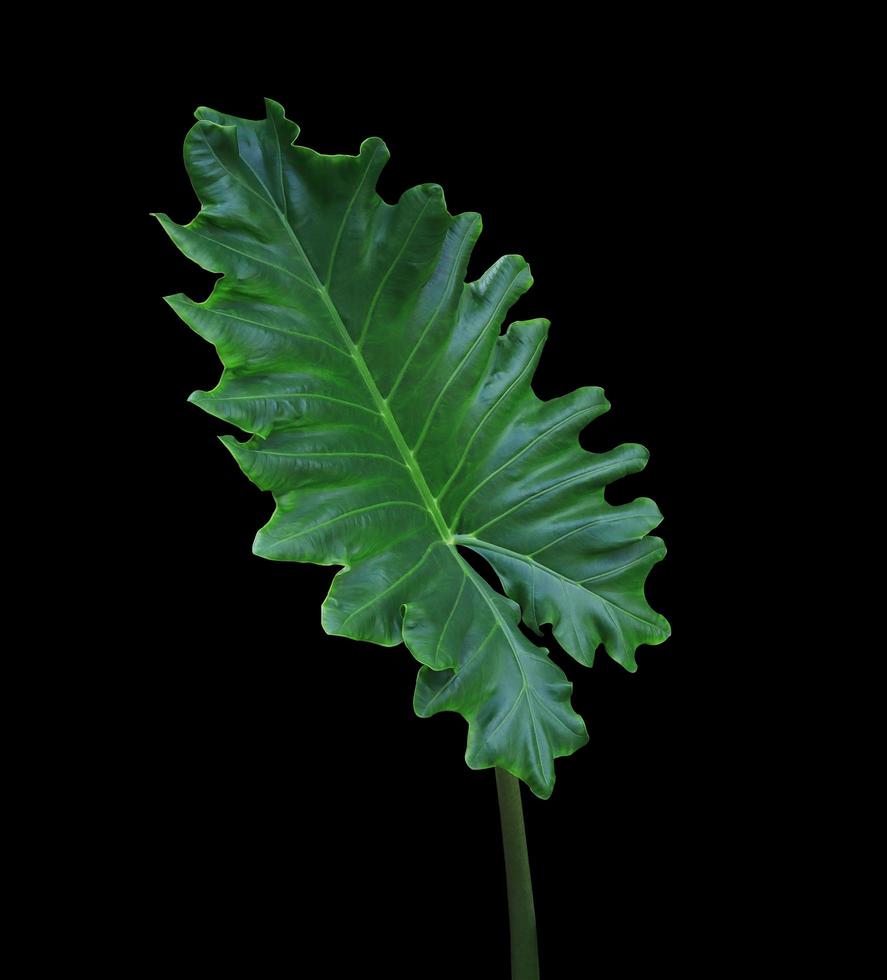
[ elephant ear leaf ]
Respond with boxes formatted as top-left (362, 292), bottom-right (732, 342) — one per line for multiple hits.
top-left (156, 98), bottom-right (670, 799)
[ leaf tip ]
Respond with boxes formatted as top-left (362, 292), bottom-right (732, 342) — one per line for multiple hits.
top-left (419, 181), bottom-right (447, 209)
top-left (263, 96), bottom-right (301, 142)
top-left (359, 135), bottom-right (390, 159)
top-left (620, 442), bottom-right (651, 471)
top-left (163, 292), bottom-right (189, 311)
top-left (217, 433), bottom-right (245, 461)
top-left (506, 255), bottom-right (535, 297)
top-left (588, 386), bottom-right (611, 414)
top-left (251, 527), bottom-right (279, 561)
top-left (319, 601), bottom-right (338, 637)
top-left (641, 498), bottom-right (665, 530)
top-left (151, 212), bottom-right (180, 238)
top-left (193, 105), bottom-right (228, 123)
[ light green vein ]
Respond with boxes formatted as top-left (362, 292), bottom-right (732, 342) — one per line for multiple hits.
top-left (264, 500), bottom-right (428, 552)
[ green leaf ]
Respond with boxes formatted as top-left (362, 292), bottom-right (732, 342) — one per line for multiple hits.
top-left (156, 98), bottom-right (670, 799)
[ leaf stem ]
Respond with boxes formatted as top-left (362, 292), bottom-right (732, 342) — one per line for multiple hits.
top-left (495, 768), bottom-right (540, 979)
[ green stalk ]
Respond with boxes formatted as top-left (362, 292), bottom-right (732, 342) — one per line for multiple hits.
top-left (495, 768), bottom-right (540, 979)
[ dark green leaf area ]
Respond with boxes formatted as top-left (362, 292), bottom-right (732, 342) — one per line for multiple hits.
top-left (157, 99), bottom-right (669, 798)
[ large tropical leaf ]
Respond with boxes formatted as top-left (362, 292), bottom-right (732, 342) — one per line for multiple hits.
top-left (155, 98), bottom-right (670, 799)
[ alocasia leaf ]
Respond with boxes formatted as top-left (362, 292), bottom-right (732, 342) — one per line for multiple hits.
top-left (156, 98), bottom-right (670, 799)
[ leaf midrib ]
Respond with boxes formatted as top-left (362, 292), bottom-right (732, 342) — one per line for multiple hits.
top-left (309, 246), bottom-right (455, 542)
top-left (214, 133), bottom-right (454, 545)
top-left (243, 136), bottom-right (549, 737)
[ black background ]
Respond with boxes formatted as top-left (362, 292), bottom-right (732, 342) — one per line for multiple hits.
top-left (104, 60), bottom-right (766, 977)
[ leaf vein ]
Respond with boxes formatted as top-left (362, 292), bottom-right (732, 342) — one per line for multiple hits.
top-left (325, 143), bottom-right (382, 286)
top-left (238, 449), bottom-right (407, 468)
top-left (433, 575), bottom-right (468, 664)
top-left (436, 336), bottom-right (545, 511)
top-left (191, 305), bottom-right (350, 356)
top-left (264, 500), bottom-right (427, 551)
top-left (357, 196), bottom-right (434, 350)
top-left (422, 622), bottom-right (497, 711)
top-left (385, 219), bottom-right (478, 401)
top-left (458, 536), bottom-right (665, 631)
top-left (203, 391), bottom-right (380, 416)
top-left (446, 403), bottom-right (598, 522)
top-left (468, 459), bottom-right (630, 536)
top-left (529, 512), bottom-right (646, 557)
top-left (411, 267), bottom-right (524, 454)
top-left (340, 541), bottom-right (441, 627)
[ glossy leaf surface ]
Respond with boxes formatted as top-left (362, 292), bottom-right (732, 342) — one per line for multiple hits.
top-left (156, 99), bottom-right (670, 798)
